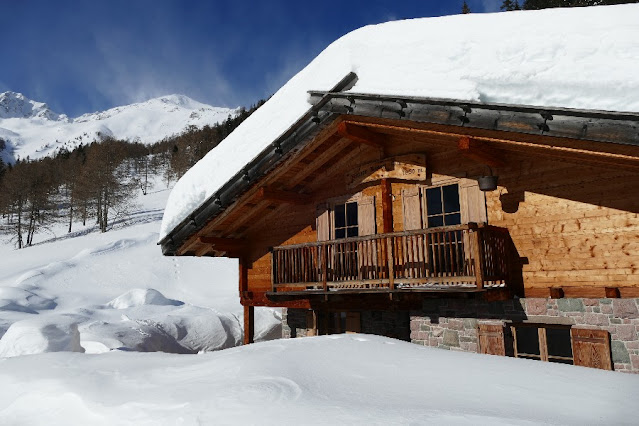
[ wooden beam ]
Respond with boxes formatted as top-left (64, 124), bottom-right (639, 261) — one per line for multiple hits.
top-left (243, 305), bottom-right (254, 345)
top-left (286, 136), bottom-right (352, 187)
top-left (458, 136), bottom-right (505, 168)
top-left (198, 236), bottom-right (245, 252)
top-left (352, 119), bottom-right (639, 171)
top-left (380, 178), bottom-right (393, 233)
top-left (256, 187), bottom-right (311, 205)
top-left (337, 122), bottom-right (386, 150)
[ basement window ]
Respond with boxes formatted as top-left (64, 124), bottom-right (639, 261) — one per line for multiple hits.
top-left (512, 324), bottom-right (573, 365)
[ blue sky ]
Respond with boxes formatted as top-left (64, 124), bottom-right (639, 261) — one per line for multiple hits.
top-left (0, 0), bottom-right (501, 116)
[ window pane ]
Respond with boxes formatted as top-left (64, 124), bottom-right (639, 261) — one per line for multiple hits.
top-left (334, 204), bottom-right (345, 228)
top-left (444, 213), bottom-right (461, 226)
top-left (428, 216), bottom-right (444, 228)
top-left (516, 327), bottom-right (540, 356)
top-left (426, 187), bottom-right (442, 215)
top-left (546, 328), bottom-right (572, 358)
top-left (549, 358), bottom-right (573, 365)
top-left (347, 227), bottom-right (358, 237)
top-left (442, 184), bottom-right (460, 213)
top-left (335, 228), bottom-right (345, 239)
top-left (346, 202), bottom-right (358, 226)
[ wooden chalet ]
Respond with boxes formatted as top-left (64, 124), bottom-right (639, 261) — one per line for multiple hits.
top-left (160, 72), bottom-right (639, 372)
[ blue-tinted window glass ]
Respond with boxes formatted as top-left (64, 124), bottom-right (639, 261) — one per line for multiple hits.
top-left (442, 184), bottom-right (460, 213)
top-left (428, 216), bottom-right (444, 228)
top-left (335, 228), bottom-right (346, 239)
top-left (426, 187), bottom-right (442, 215)
top-left (334, 204), bottom-right (345, 228)
top-left (346, 202), bottom-right (358, 226)
top-left (347, 227), bottom-right (358, 237)
top-left (444, 213), bottom-right (461, 226)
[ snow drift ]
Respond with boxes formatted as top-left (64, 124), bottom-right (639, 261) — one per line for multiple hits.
top-left (159, 4), bottom-right (639, 242)
top-left (0, 335), bottom-right (637, 425)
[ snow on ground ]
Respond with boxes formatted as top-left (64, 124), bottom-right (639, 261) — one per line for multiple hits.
top-left (160, 4), bottom-right (639, 241)
top-left (0, 176), bottom-right (281, 357)
top-left (0, 334), bottom-right (637, 425)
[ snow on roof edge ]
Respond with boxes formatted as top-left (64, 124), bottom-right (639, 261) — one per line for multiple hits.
top-left (159, 4), bottom-right (639, 243)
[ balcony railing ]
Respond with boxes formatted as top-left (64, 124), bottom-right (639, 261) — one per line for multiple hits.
top-left (271, 223), bottom-right (511, 293)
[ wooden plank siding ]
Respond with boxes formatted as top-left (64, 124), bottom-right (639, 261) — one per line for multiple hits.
top-left (177, 114), bottom-right (638, 305)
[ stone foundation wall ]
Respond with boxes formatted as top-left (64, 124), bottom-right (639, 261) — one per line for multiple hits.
top-left (409, 298), bottom-right (639, 373)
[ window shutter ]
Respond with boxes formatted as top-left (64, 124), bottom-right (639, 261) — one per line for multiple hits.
top-left (571, 328), bottom-right (612, 370)
top-left (478, 323), bottom-right (506, 356)
top-left (459, 179), bottom-right (487, 224)
top-left (316, 203), bottom-right (330, 241)
top-left (358, 196), bottom-right (376, 236)
top-left (402, 187), bottom-right (423, 230)
top-left (345, 312), bottom-right (361, 334)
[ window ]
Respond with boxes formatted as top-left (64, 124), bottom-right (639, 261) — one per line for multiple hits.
top-left (425, 184), bottom-right (461, 227)
top-left (334, 201), bottom-right (358, 239)
top-left (512, 324), bottom-right (574, 365)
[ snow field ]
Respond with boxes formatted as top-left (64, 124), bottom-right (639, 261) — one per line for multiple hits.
top-left (0, 177), bottom-right (281, 357)
top-left (0, 334), bottom-right (637, 425)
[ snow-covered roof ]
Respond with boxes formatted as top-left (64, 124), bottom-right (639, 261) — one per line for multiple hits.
top-left (159, 4), bottom-right (639, 243)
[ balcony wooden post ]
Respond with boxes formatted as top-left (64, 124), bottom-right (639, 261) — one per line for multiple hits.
top-left (322, 244), bottom-right (328, 292)
top-left (243, 305), bottom-right (254, 345)
top-left (386, 237), bottom-right (395, 290)
top-left (471, 228), bottom-right (485, 289)
top-left (270, 249), bottom-right (276, 293)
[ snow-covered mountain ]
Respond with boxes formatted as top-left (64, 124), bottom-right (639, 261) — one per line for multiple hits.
top-left (0, 91), bottom-right (238, 163)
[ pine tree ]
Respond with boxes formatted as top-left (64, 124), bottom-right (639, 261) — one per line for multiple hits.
top-left (461, 0), bottom-right (471, 13)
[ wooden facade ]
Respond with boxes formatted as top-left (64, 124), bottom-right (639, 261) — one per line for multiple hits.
top-left (164, 106), bottom-right (639, 372)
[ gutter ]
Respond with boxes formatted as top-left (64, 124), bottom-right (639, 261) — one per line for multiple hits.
top-left (307, 91), bottom-right (639, 147)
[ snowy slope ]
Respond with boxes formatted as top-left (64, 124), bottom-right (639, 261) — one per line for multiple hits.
top-left (160, 4), bottom-right (639, 241)
top-left (0, 91), bottom-right (238, 162)
top-left (0, 176), bottom-right (281, 356)
top-left (0, 334), bottom-right (637, 425)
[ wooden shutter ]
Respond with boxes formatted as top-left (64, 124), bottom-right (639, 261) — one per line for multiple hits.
top-left (571, 328), bottom-right (612, 370)
top-left (345, 312), bottom-right (361, 334)
top-left (358, 196), bottom-right (376, 236)
top-left (478, 323), bottom-right (506, 356)
top-left (316, 203), bottom-right (330, 241)
top-left (402, 187), bottom-right (423, 230)
top-left (459, 179), bottom-right (487, 224)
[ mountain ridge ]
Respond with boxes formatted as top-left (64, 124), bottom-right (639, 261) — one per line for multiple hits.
top-left (0, 91), bottom-right (238, 163)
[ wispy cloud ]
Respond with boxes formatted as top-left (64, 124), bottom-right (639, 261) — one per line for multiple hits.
top-left (479, 0), bottom-right (503, 12)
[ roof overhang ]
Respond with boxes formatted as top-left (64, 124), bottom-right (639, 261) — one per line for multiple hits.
top-left (160, 82), bottom-right (639, 256)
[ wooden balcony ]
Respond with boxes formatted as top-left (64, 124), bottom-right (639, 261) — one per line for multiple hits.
top-left (270, 224), bottom-right (512, 295)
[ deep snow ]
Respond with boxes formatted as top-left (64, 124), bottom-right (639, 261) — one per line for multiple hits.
top-left (0, 177), bottom-right (281, 356)
top-left (0, 334), bottom-right (637, 425)
top-left (159, 4), bottom-right (639, 242)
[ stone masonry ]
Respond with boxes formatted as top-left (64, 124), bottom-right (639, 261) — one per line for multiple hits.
top-left (410, 297), bottom-right (639, 373)
top-left (282, 298), bottom-right (639, 373)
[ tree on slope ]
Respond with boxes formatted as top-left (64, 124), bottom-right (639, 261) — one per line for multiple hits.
top-left (501, 0), bottom-right (522, 10)
top-left (523, 0), bottom-right (638, 9)
top-left (462, 1), bottom-right (472, 13)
